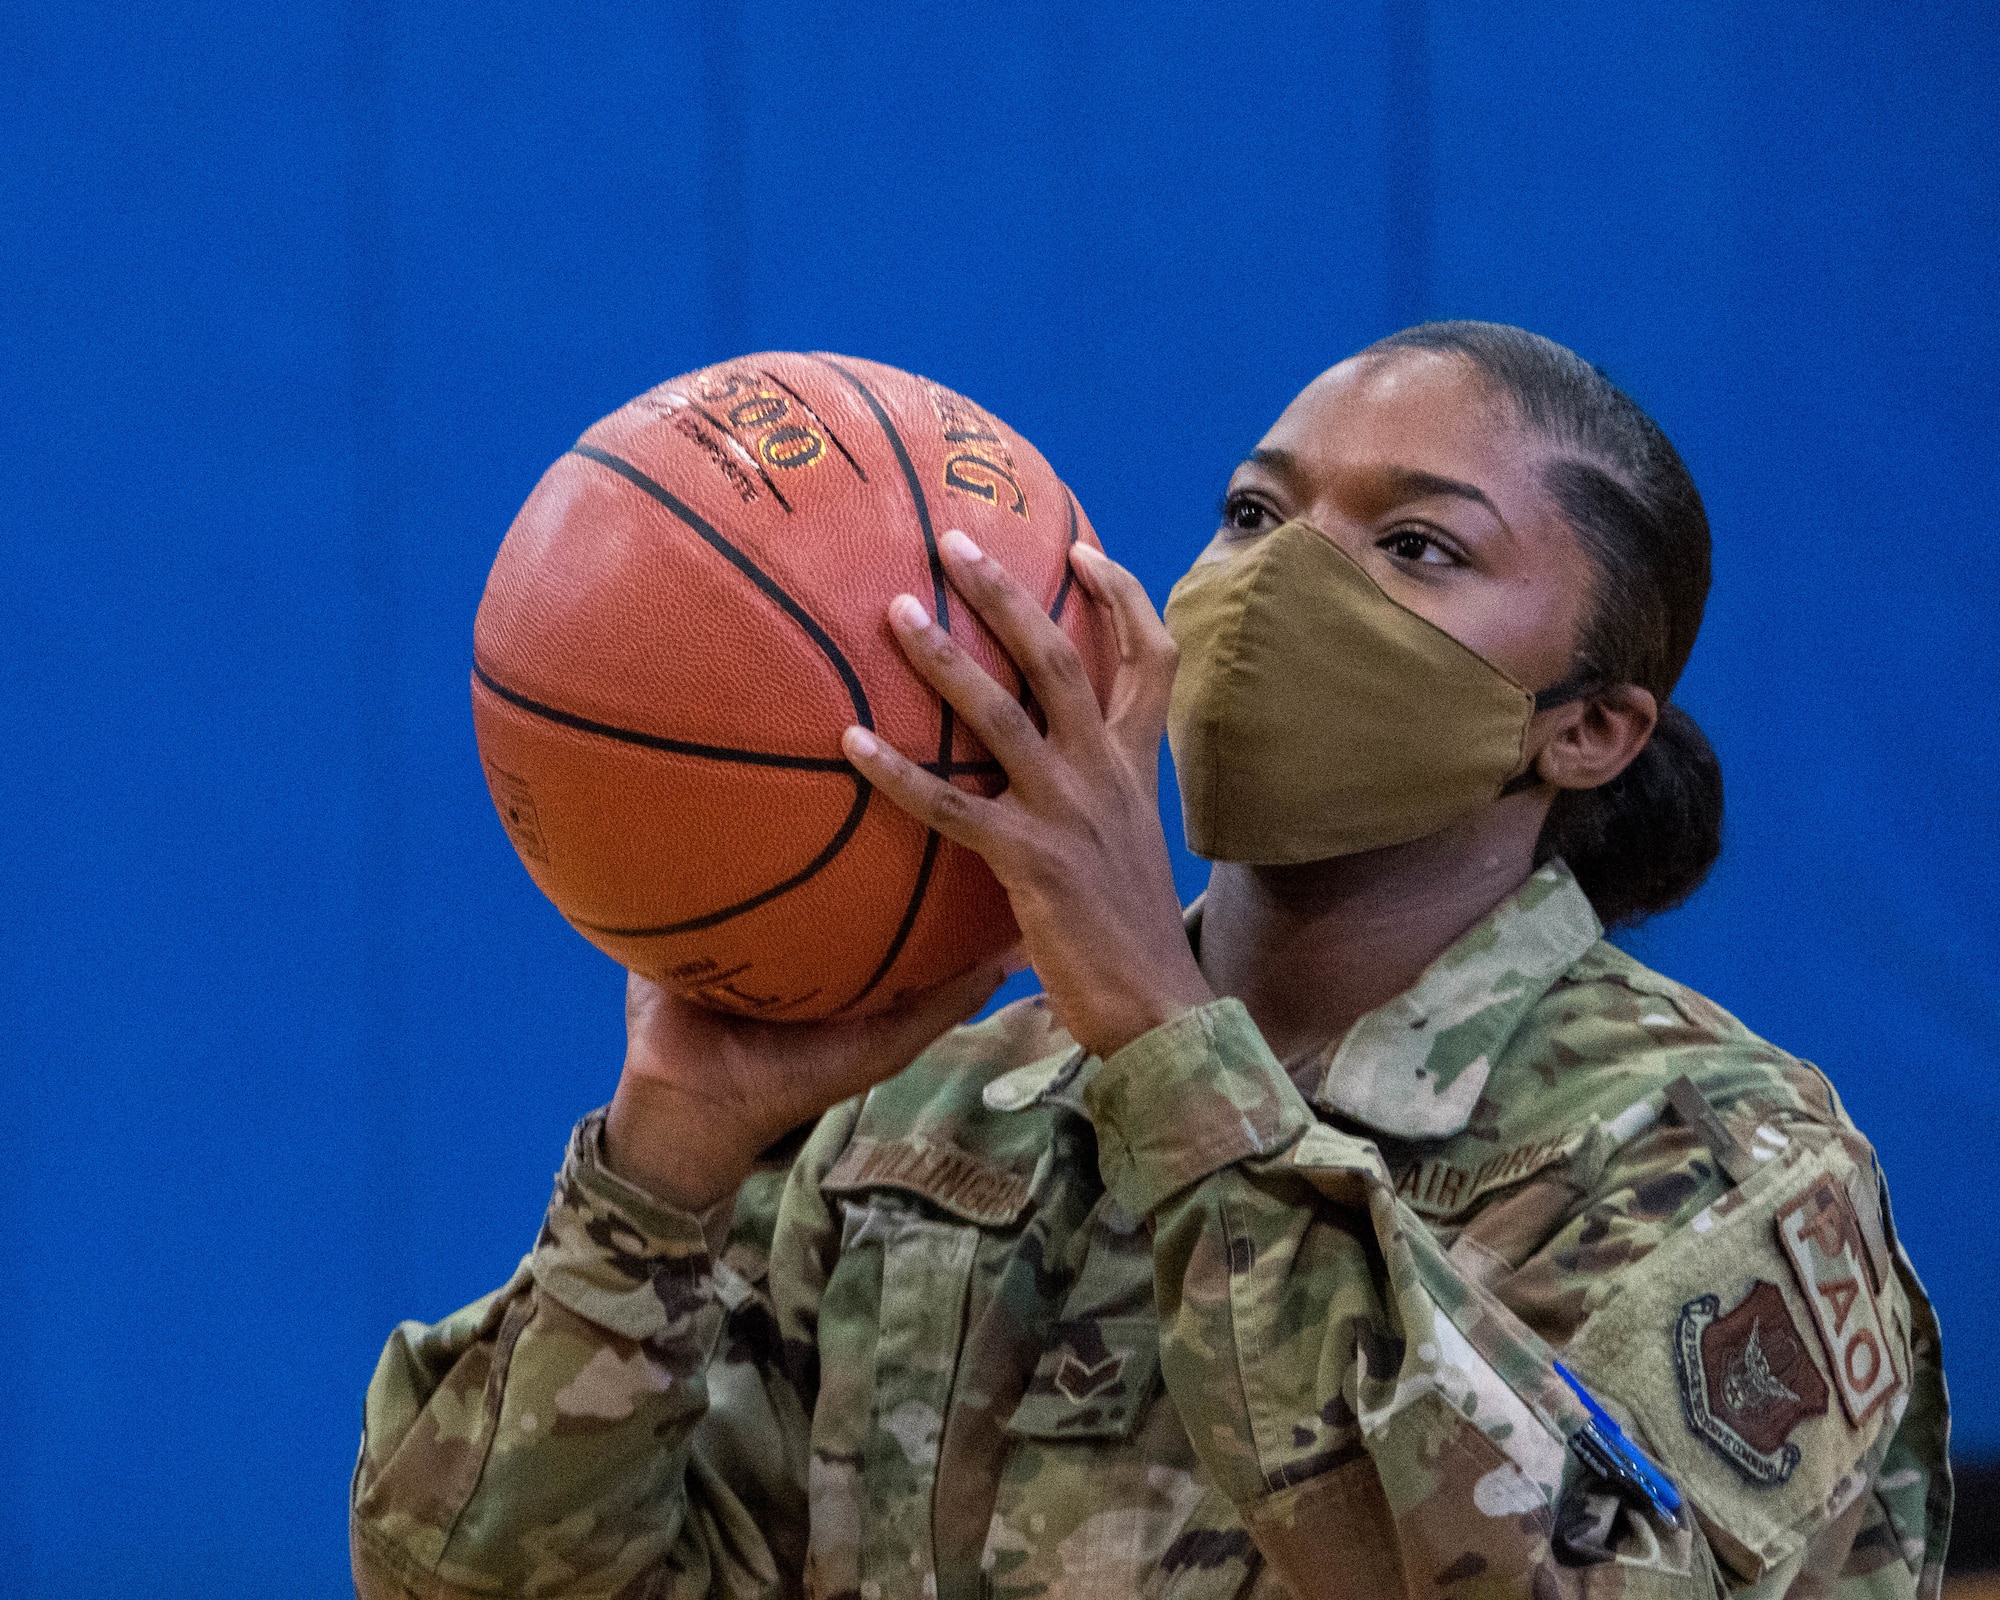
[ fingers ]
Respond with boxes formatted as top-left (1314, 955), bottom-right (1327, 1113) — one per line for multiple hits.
top-left (858, 535), bottom-right (1172, 849)
top-left (936, 529), bottom-right (1105, 747)
top-left (1066, 542), bottom-right (1179, 764)
top-left (773, 956), bottom-right (1006, 1114)
top-left (882, 589), bottom-right (1048, 779)
top-left (842, 723), bottom-right (1011, 854)
top-left (623, 967), bottom-right (710, 1077)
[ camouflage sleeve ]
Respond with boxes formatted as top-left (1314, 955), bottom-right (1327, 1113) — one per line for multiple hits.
top-left (1553, 1103), bottom-right (1935, 1600)
top-left (350, 1106), bottom-right (846, 1599)
top-left (1426, 1071), bottom-right (1947, 1600)
top-left (1081, 999), bottom-right (1696, 1600)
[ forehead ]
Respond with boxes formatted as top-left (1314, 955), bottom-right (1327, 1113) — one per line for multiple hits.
top-left (1257, 350), bottom-right (1544, 506)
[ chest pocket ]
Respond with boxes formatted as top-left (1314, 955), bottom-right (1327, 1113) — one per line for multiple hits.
top-left (813, 1134), bottom-right (1036, 1598)
top-left (841, 1194), bottom-right (981, 1461)
top-left (1004, 1193), bottom-right (1162, 1442)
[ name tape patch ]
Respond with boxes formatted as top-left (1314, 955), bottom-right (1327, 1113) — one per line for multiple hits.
top-left (1395, 1133), bottom-right (1577, 1217)
top-left (822, 1135), bottom-right (1032, 1228)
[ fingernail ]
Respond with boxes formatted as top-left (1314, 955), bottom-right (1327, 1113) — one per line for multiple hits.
top-left (843, 726), bottom-right (879, 759)
top-left (941, 529), bottom-right (982, 563)
top-left (890, 594), bottom-right (930, 630)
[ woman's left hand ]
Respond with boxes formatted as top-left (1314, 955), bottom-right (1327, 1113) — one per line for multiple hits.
top-left (841, 529), bottom-right (1214, 1059)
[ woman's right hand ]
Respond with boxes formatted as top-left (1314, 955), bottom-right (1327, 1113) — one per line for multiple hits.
top-left (603, 959), bottom-right (1013, 1210)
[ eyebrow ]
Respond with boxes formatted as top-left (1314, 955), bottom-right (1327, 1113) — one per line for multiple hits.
top-left (1241, 451), bottom-right (1496, 511)
top-left (1242, 446), bottom-right (1305, 484)
top-left (1238, 451), bottom-right (1506, 525)
top-left (1376, 466), bottom-right (1503, 518)
top-left (1232, 454), bottom-right (1512, 548)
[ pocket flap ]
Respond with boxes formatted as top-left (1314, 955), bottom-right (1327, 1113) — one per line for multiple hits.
top-left (1003, 1312), bottom-right (1160, 1441)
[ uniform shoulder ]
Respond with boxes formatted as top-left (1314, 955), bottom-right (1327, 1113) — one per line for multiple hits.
top-left (1506, 938), bottom-right (1846, 1130)
top-left (1405, 942), bottom-right (1861, 1216)
top-left (1509, 953), bottom-right (1924, 1588)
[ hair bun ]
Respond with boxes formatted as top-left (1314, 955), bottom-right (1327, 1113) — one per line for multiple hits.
top-left (1539, 703), bottom-right (1723, 927)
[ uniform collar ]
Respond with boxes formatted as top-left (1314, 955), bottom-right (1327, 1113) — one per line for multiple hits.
top-left (1306, 861), bottom-right (1600, 1139)
top-left (982, 861), bottom-right (1600, 1137)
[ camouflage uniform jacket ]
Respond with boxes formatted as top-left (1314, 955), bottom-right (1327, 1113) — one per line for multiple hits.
top-left (352, 861), bottom-right (1951, 1600)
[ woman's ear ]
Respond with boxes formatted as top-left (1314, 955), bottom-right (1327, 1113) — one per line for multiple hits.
top-left (1536, 684), bottom-right (1658, 791)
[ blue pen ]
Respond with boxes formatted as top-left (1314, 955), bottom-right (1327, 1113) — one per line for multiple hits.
top-left (1554, 1362), bottom-right (1685, 1527)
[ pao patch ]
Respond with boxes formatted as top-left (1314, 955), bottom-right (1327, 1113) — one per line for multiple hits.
top-left (1773, 1175), bottom-right (1904, 1427)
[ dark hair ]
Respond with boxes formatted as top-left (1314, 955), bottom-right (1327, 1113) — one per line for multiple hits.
top-left (1366, 321), bottom-right (1723, 927)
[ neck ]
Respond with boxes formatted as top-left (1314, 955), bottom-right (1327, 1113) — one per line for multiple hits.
top-left (1195, 793), bottom-right (1551, 1071)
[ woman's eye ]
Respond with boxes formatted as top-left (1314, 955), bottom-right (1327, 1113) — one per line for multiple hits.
top-left (1379, 526), bottom-right (1459, 565)
top-left (1219, 493), bottom-right (1276, 532)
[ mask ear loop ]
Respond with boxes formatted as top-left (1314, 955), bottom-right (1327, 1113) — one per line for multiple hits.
top-left (1498, 667), bottom-right (1606, 797)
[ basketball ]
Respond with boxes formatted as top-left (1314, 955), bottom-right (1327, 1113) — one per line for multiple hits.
top-left (471, 353), bottom-right (1117, 1019)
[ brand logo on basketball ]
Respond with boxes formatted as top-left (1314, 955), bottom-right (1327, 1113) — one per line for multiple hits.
top-left (928, 385), bottom-right (1028, 517)
top-left (727, 395), bottom-right (788, 431)
top-left (758, 425), bottom-right (824, 470)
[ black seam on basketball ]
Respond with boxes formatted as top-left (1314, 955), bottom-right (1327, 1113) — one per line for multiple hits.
top-left (685, 402), bottom-right (792, 512)
top-left (474, 663), bottom-right (852, 771)
top-left (568, 444), bottom-right (871, 729)
top-left (1006, 486), bottom-right (1083, 709)
top-left (573, 775), bottom-right (873, 939)
top-left (560, 430), bottom-right (970, 969)
top-left (758, 368), bottom-right (867, 480)
top-left (1049, 488), bottom-right (1080, 623)
top-left (845, 826), bottom-right (943, 1010)
top-left (805, 357), bottom-right (957, 772)
top-left (474, 662), bottom-right (993, 778)
top-left (761, 359), bottom-right (951, 1012)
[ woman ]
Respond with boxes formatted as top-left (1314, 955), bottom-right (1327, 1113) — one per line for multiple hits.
top-left (351, 325), bottom-right (1949, 1600)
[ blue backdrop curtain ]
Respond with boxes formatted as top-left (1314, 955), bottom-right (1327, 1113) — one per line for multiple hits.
top-left (2, 2), bottom-right (1994, 1590)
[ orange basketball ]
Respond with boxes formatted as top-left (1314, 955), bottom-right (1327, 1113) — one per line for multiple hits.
top-left (471, 353), bottom-right (1116, 1019)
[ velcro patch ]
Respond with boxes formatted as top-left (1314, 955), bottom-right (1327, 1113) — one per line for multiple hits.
top-left (1055, 1346), bottom-right (1126, 1402)
top-left (1774, 1176), bottom-right (1904, 1428)
top-left (1567, 1141), bottom-right (1909, 1583)
top-left (1674, 1279), bottom-right (1829, 1485)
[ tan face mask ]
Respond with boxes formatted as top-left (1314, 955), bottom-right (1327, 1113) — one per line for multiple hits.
top-left (1164, 519), bottom-right (1585, 864)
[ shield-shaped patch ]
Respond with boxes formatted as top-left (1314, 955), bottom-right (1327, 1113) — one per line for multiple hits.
top-left (1674, 1279), bottom-right (1829, 1486)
